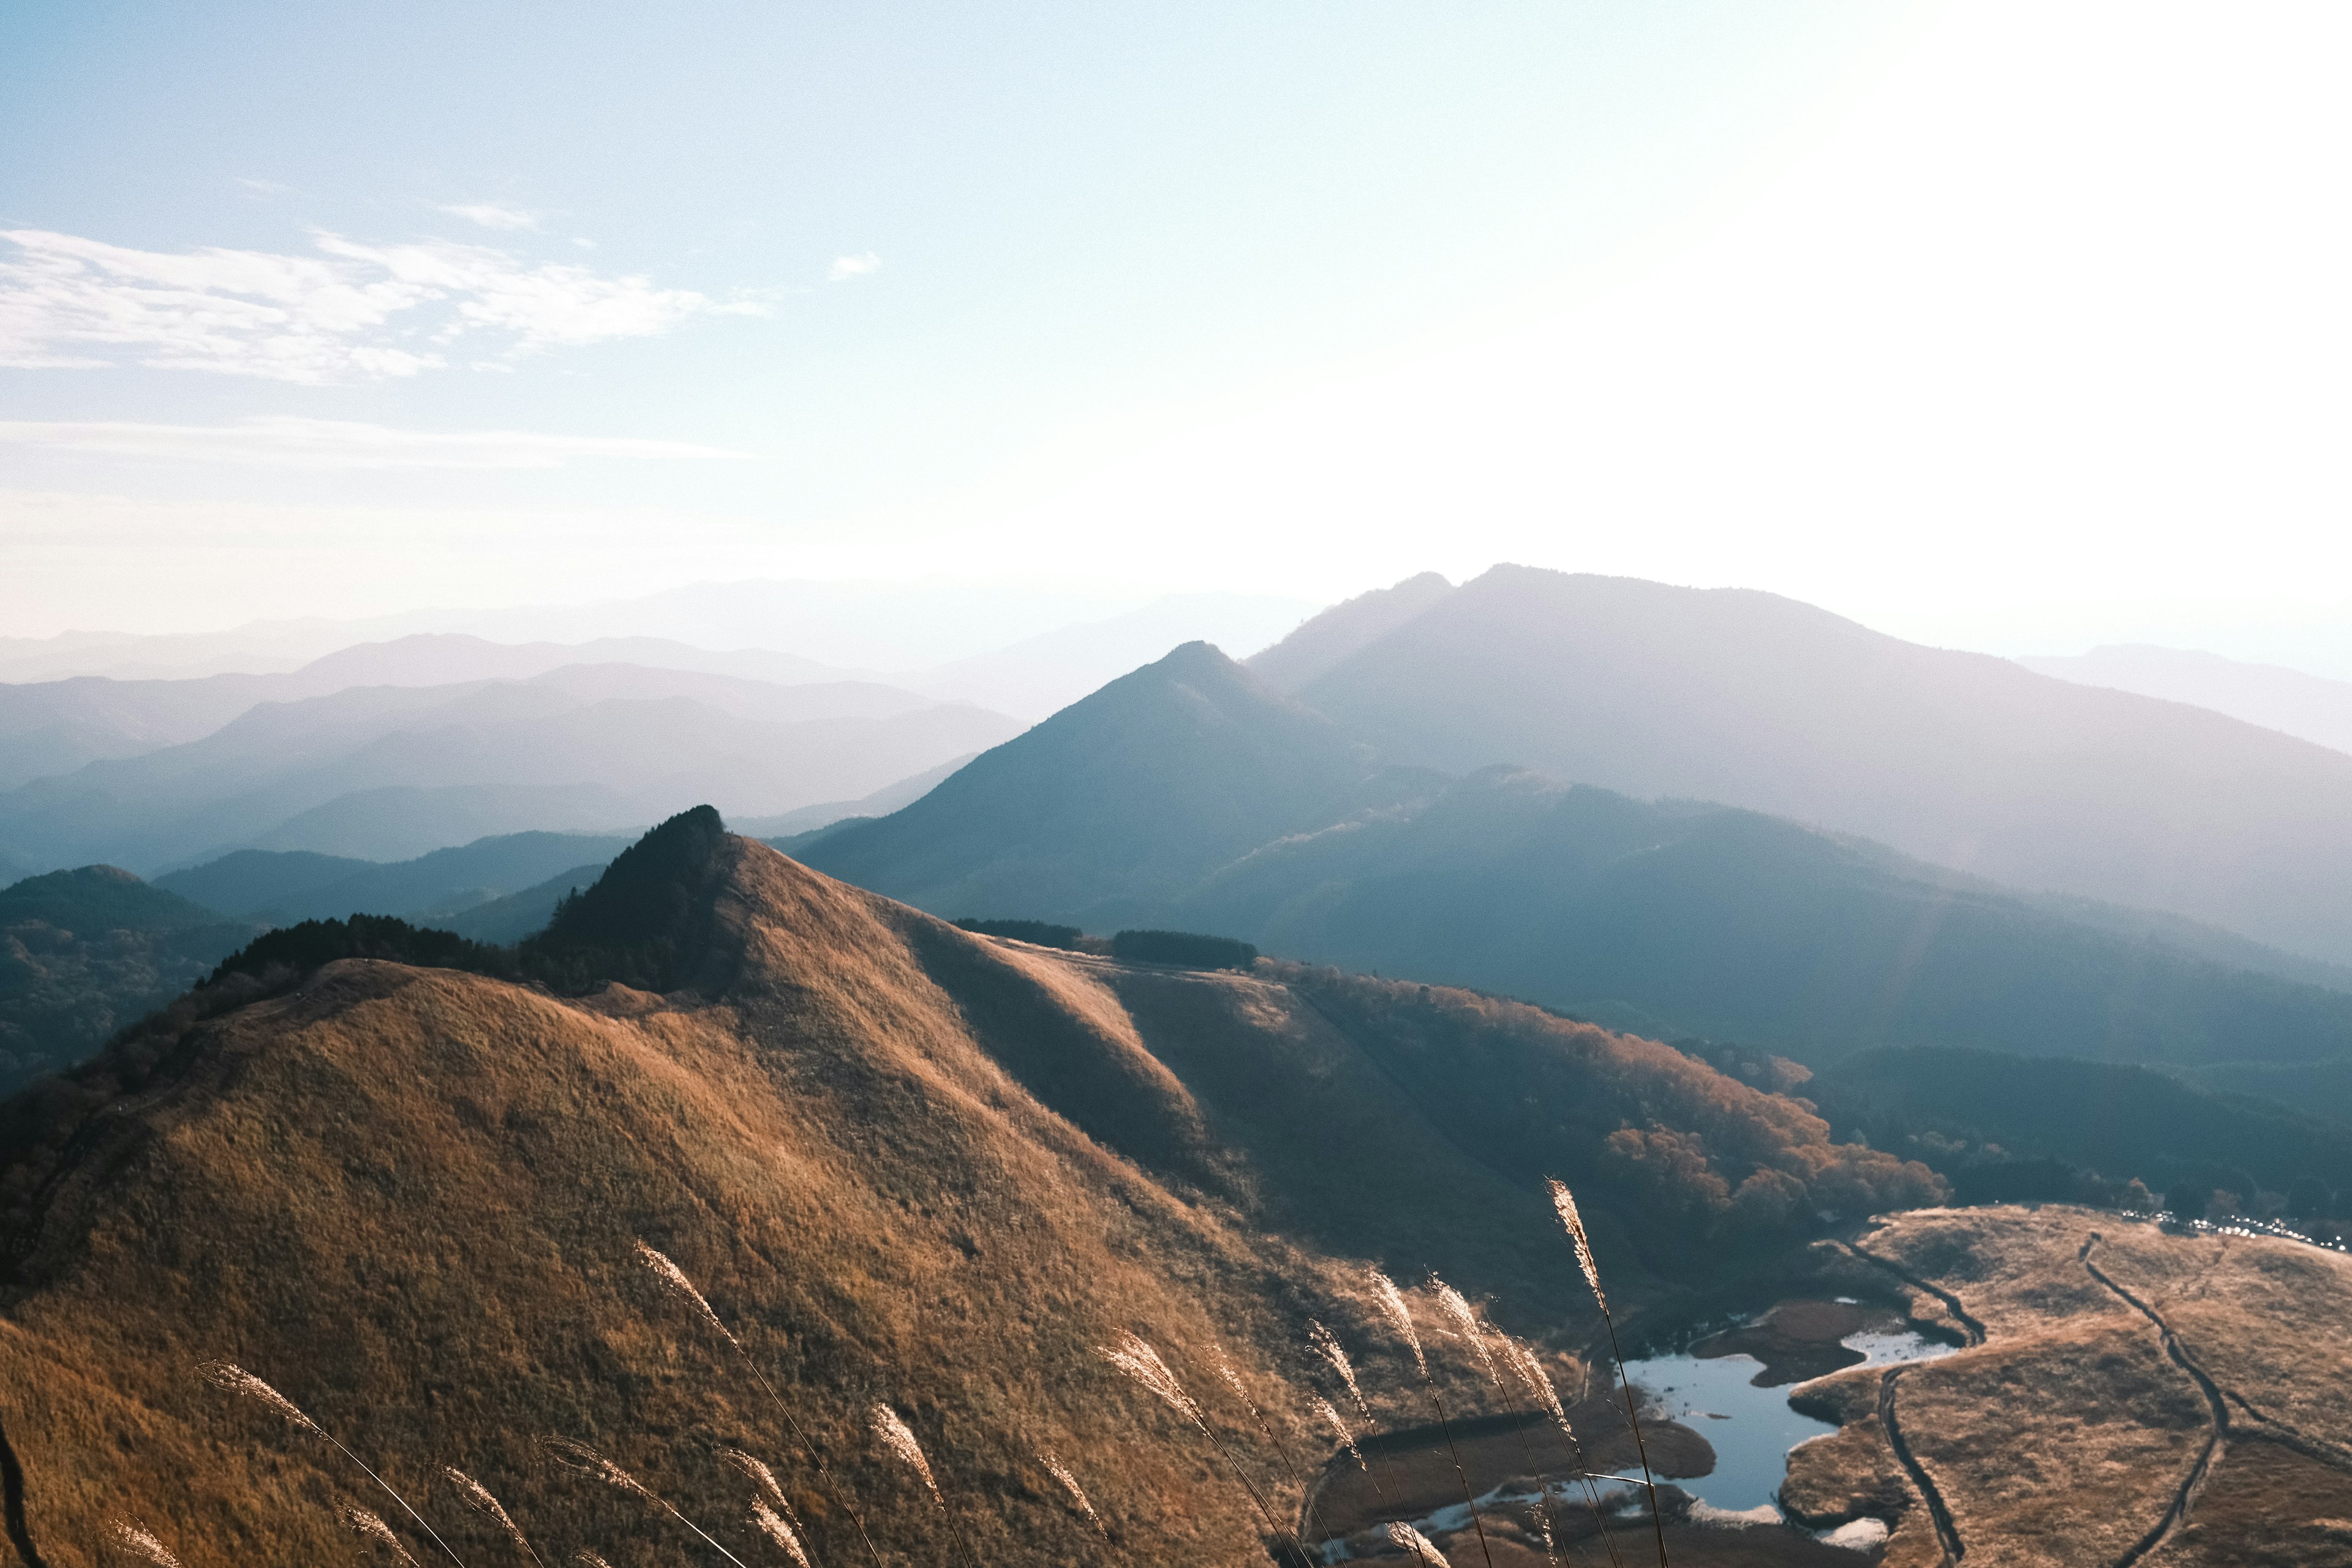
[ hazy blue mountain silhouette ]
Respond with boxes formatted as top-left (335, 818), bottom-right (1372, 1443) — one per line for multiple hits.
top-left (1258, 565), bottom-right (2352, 966)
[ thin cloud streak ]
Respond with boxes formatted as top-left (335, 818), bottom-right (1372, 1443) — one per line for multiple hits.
top-left (0, 228), bottom-right (766, 383)
top-left (436, 202), bottom-right (540, 231)
top-left (0, 417), bottom-right (753, 469)
top-left (827, 252), bottom-right (881, 281)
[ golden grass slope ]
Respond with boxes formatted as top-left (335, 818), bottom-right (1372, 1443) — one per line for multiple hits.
top-left (0, 837), bottom-right (1926, 1567)
top-left (1784, 1206), bottom-right (2352, 1567)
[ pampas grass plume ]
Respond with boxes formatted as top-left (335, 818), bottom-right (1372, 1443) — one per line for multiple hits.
top-left (1308, 1319), bottom-right (1372, 1425)
top-left (1366, 1270), bottom-right (1428, 1378)
top-left (105, 1519), bottom-right (181, 1568)
top-left (443, 1467), bottom-right (543, 1567)
top-left (1547, 1180), bottom-right (1605, 1311)
top-left (870, 1404), bottom-right (942, 1507)
top-left (1099, 1330), bottom-right (1208, 1433)
top-left (1313, 1396), bottom-right (1369, 1474)
top-left (538, 1436), bottom-right (654, 1502)
top-left (1430, 1276), bottom-right (1501, 1387)
top-left (1039, 1450), bottom-right (1108, 1537)
top-left (197, 1361), bottom-right (322, 1436)
top-left (344, 1506), bottom-right (420, 1566)
top-left (1387, 1521), bottom-right (1451, 1567)
top-left (750, 1501), bottom-right (814, 1568)
top-left (636, 1241), bottom-right (733, 1344)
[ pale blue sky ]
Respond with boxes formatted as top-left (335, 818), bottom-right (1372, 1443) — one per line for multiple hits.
top-left (2, 2), bottom-right (2346, 645)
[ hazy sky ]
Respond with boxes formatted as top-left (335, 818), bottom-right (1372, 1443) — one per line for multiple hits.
top-left (2, 2), bottom-right (2346, 646)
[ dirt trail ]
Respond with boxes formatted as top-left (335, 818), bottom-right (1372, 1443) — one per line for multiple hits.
top-left (1834, 1238), bottom-right (1980, 1566)
top-left (2078, 1234), bottom-right (2228, 1567)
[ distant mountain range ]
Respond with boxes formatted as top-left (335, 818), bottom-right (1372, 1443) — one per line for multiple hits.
top-left (1260, 568), bottom-right (2352, 967)
top-left (2023, 643), bottom-right (2352, 757)
top-left (0, 663), bottom-right (1019, 872)
top-left (805, 632), bottom-right (2352, 1095)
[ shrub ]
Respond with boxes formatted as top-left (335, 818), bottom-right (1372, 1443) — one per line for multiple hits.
top-left (1109, 929), bottom-right (1258, 970)
top-left (955, 918), bottom-right (1086, 951)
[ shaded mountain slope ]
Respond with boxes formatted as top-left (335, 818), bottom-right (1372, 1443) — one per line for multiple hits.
top-left (0, 826), bottom-right (1932, 1567)
top-left (2022, 643), bottom-right (2352, 756)
top-left (1175, 767), bottom-right (2352, 1069)
top-left (158, 831), bottom-right (634, 926)
top-left (798, 649), bottom-right (2352, 1079)
top-left (0, 867), bottom-right (255, 1093)
top-left (1265, 566), bottom-right (2352, 965)
top-left (806, 641), bottom-right (1441, 922)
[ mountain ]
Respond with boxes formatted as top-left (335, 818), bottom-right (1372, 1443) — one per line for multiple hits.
top-left (1245, 571), bottom-right (1455, 692)
top-left (909, 593), bottom-right (1319, 720)
top-left (2022, 643), bottom-right (2352, 756)
top-left (437, 862), bottom-right (612, 942)
top-left (0, 666), bottom-right (1022, 873)
top-left (157, 831), bottom-right (637, 927)
top-left (806, 641), bottom-right (1442, 922)
top-left (0, 818), bottom-right (1936, 1566)
top-left (1257, 565), bottom-right (2352, 967)
top-left (805, 644), bottom-right (2352, 1102)
top-left (1810, 1046), bottom-right (2352, 1213)
top-left (0, 865), bottom-right (255, 1092)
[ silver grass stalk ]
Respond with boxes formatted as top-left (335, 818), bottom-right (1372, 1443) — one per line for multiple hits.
top-left (1386, 1521), bottom-right (1452, 1568)
top-left (1308, 1319), bottom-right (1373, 1427)
top-left (538, 1436), bottom-right (748, 1568)
top-left (345, 1506), bottom-right (421, 1566)
top-left (1435, 1303), bottom-right (1560, 1568)
top-left (1099, 1332), bottom-right (1311, 1568)
top-left (869, 1406), bottom-right (981, 1568)
top-left (869, 1406), bottom-right (941, 1508)
top-left (443, 1468), bottom-right (546, 1568)
top-left (1210, 1342), bottom-right (1335, 1550)
top-left (750, 1501), bottom-right (814, 1568)
top-left (1430, 1279), bottom-right (1502, 1390)
top-left (1369, 1272), bottom-right (1494, 1568)
top-left (1496, 1336), bottom-right (1619, 1568)
top-left (1038, 1450), bottom-right (1108, 1539)
top-left (1547, 1182), bottom-right (1605, 1313)
top-left (1546, 1180), bottom-right (1667, 1568)
top-left (199, 1361), bottom-right (467, 1568)
top-left (1365, 1271), bottom-right (1427, 1380)
top-left (571, 1555), bottom-right (614, 1568)
top-left (722, 1449), bottom-right (798, 1525)
top-left (1313, 1396), bottom-right (1368, 1476)
top-left (105, 1519), bottom-right (181, 1568)
top-left (635, 1241), bottom-right (883, 1568)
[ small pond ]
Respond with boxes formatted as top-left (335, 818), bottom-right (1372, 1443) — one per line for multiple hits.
top-left (1617, 1298), bottom-right (1956, 1521)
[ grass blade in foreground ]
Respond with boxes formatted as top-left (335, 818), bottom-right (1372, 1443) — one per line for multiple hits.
top-left (1548, 1180), bottom-right (1668, 1568)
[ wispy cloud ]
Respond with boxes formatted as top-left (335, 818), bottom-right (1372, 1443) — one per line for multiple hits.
top-left (437, 202), bottom-right (539, 232)
top-left (0, 417), bottom-right (752, 469)
top-left (828, 251), bottom-right (881, 281)
top-left (0, 228), bottom-right (766, 383)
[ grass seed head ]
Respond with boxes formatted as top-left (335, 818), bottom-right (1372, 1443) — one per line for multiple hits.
top-left (870, 1404), bottom-right (942, 1507)
top-left (572, 1555), bottom-right (615, 1568)
top-left (343, 1506), bottom-right (419, 1566)
top-left (1429, 1275), bottom-right (1501, 1387)
top-left (1308, 1319), bottom-right (1372, 1425)
top-left (1498, 1338), bottom-right (1572, 1439)
top-left (1313, 1396), bottom-right (1368, 1472)
top-left (1039, 1450), bottom-right (1107, 1537)
top-left (750, 1501), bottom-right (813, 1568)
top-left (443, 1467), bottom-right (533, 1556)
top-left (197, 1361), bottom-right (322, 1436)
top-left (105, 1519), bottom-right (181, 1568)
top-left (1547, 1180), bottom-right (1607, 1311)
top-left (722, 1448), bottom-right (796, 1520)
top-left (1366, 1270), bottom-right (1428, 1379)
top-left (635, 1240), bottom-right (733, 1342)
top-left (1099, 1330), bottom-right (1208, 1433)
top-left (538, 1436), bottom-right (654, 1501)
top-left (1386, 1520), bottom-right (1451, 1567)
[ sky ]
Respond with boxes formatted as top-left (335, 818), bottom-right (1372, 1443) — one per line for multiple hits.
top-left (2, 1), bottom-right (2348, 656)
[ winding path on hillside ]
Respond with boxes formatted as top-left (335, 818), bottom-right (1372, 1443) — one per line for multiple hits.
top-left (1836, 1238), bottom-right (1982, 1566)
top-left (2078, 1233), bottom-right (2228, 1568)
